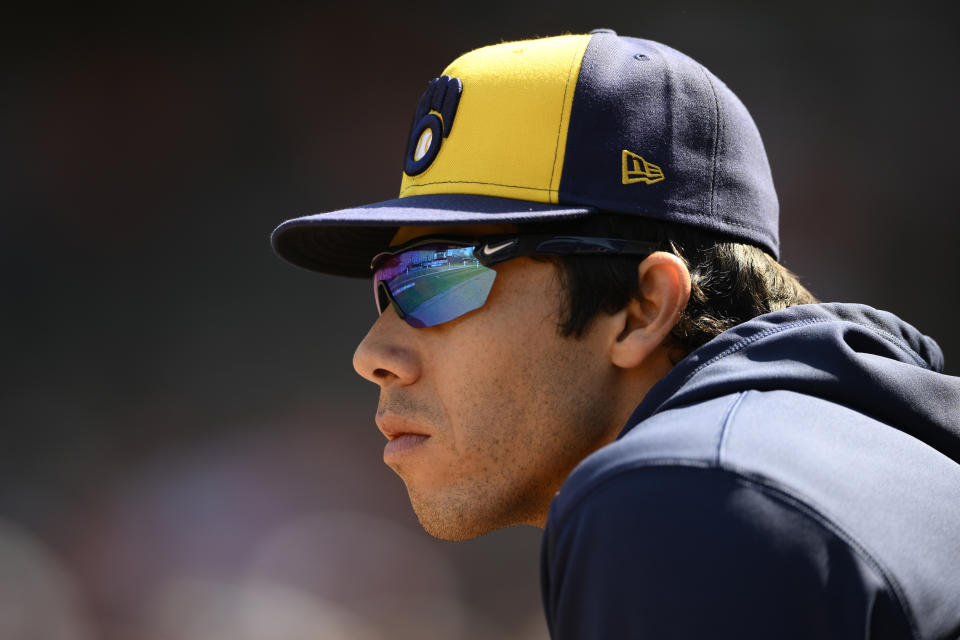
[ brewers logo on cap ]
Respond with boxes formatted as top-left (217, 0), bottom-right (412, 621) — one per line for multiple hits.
top-left (404, 75), bottom-right (463, 176)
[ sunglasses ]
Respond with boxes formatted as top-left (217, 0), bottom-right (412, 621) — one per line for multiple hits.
top-left (371, 234), bottom-right (658, 328)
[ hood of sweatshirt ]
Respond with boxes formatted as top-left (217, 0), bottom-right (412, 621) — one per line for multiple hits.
top-left (622, 303), bottom-right (960, 464)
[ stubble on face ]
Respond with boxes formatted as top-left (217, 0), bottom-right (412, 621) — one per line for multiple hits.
top-left (381, 258), bottom-right (622, 540)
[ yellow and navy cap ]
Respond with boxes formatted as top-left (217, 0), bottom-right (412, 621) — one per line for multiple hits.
top-left (271, 29), bottom-right (779, 276)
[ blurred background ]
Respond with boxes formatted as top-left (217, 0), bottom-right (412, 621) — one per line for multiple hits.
top-left (2, 2), bottom-right (958, 638)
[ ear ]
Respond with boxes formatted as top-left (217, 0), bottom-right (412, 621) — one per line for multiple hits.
top-left (609, 252), bottom-right (691, 369)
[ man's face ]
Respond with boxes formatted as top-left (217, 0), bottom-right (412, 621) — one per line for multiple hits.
top-left (353, 225), bottom-right (625, 540)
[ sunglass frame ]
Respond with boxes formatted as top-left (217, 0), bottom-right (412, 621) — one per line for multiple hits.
top-left (371, 234), bottom-right (660, 326)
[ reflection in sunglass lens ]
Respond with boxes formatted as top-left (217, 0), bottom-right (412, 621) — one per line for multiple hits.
top-left (373, 244), bottom-right (497, 328)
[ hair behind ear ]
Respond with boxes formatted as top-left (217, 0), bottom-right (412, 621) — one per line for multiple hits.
top-left (526, 213), bottom-right (818, 357)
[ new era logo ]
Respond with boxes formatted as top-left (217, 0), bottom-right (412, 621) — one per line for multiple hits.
top-left (621, 150), bottom-right (664, 185)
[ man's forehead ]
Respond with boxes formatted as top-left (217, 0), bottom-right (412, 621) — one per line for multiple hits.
top-left (390, 224), bottom-right (520, 246)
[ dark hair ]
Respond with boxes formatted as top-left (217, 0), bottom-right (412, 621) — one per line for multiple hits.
top-left (526, 214), bottom-right (818, 358)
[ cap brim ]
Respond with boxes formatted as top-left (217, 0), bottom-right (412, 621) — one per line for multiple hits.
top-left (270, 193), bottom-right (596, 277)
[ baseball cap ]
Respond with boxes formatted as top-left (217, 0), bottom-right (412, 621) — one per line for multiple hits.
top-left (271, 29), bottom-right (779, 277)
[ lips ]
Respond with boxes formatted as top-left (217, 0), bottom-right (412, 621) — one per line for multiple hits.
top-left (376, 413), bottom-right (431, 460)
top-left (383, 433), bottom-right (429, 458)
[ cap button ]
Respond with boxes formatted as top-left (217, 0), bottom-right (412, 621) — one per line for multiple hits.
top-left (589, 28), bottom-right (617, 35)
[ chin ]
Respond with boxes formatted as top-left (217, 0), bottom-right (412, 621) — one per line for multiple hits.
top-left (404, 487), bottom-right (500, 540)
top-left (407, 489), bottom-right (544, 541)
top-left (412, 505), bottom-right (492, 541)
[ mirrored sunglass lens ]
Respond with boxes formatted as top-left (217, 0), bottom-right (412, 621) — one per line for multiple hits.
top-left (374, 244), bottom-right (497, 327)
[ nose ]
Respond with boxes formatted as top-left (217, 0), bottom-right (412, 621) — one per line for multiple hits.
top-left (353, 308), bottom-right (422, 387)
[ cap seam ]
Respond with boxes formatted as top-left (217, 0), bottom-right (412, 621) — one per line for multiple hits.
top-left (667, 210), bottom-right (770, 235)
top-left (558, 191), bottom-right (772, 235)
top-left (400, 180), bottom-right (554, 196)
top-left (697, 63), bottom-right (722, 219)
top-left (549, 37), bottom-right (585, 197)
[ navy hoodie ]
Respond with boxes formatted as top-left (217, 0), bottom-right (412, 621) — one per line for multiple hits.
top-left (541, 303), bottom-right (960, 639)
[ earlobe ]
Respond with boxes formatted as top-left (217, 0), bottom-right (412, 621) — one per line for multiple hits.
top-left (609, 252), bottom-right (691, 369)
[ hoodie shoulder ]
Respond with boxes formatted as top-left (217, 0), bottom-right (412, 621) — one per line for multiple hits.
top-left (543, 304), bottom-right (960, 638)
top-left (547, 303), bottom-right (960, 639)
top-left (543, 463), bottom-right (914, 639)
top-left (548, 387), bottom-right (960, 639)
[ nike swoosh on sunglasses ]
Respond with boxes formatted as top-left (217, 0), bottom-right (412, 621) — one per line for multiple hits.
top-left (371, 235), bottom-right (658, 328)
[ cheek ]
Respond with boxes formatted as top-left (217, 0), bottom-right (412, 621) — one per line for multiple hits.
top-left (440, 342), bottom-right (532, 454)
top-left (430, 322), bottom-right (552, 463)
top-left (438, 312), bottom-right (589, 463)
top-left (424, 259), bottom-right (612, 475)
